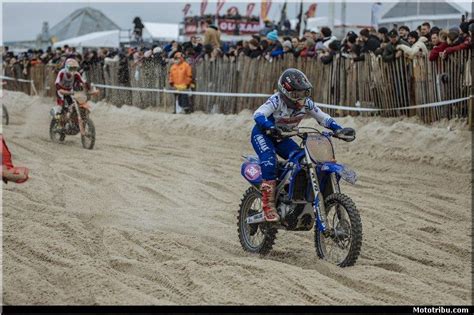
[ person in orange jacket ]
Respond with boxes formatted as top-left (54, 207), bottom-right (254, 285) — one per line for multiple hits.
top-left (168, 52), bottom-right (192, 90)
top-left (168, 52), bottom-right (193, 114)
top-left (1, 135), bottom-right (29, 184)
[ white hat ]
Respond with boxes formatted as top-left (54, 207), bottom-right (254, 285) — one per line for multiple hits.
top-left (153, 47), bottom-right (162, 54)
top-left (144, 50), bottom-right (153, 58)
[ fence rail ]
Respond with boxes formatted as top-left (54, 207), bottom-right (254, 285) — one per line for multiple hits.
top-left (3, 50), bottom-right (472, 125)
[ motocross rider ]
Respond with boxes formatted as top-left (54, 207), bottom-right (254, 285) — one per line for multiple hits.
top-left (252, 68), bottom-right (348, 222)
top-left (52, 58), bottom-right (91, 118)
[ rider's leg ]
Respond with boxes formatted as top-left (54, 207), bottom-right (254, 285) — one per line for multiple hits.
top-left (275, 137), bottom-right (300, 160)
top-left (52, 95), bottom-right (64, 117)
top-left (251, 126), bottom-right (279, 222)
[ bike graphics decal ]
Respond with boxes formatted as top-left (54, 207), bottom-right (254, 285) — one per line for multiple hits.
top-left (244, 164), bottom-right (261, 181)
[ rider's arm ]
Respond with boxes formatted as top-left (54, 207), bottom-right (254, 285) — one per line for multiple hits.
top-left (306, 99), bottom-right (342, 131)
top-left (74, 72), bottom-right (91, 90)
top-left (253, 96), bottom-right (279, 130)
top-left (55, 71), bottom-right (72, 95)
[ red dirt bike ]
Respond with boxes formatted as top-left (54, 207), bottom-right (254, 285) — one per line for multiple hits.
top-left (49, 92), bottom-right (96, 150)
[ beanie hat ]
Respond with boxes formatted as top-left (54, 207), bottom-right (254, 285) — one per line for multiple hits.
top-left (388, 29), bottom-right (398, 38)
top-left (377, 27), bottom-right (388, 34)
top-left (266, 30), bottom-right (279, 42)
top-left (282, 40), bottom-right (292, 49)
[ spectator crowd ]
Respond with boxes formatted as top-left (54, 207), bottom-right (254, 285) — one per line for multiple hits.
top-left (3, 18), bottom-right (473, 84)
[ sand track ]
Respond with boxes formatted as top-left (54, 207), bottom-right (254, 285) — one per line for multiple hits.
top-left (2, 91), bottom-right (471, 305)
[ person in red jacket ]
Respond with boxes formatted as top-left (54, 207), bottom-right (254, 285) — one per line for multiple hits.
top-left (429, 30), bottom-right (449, 61)
top-left (1, 135), bottom-right (29, 184)
top-left (441, 24), bottom-right (471, 59)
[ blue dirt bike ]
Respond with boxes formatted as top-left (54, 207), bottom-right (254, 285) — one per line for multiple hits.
top-left (238, 126), bottom-right (362, 267)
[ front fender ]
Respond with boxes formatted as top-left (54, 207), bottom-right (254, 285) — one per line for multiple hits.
top-left (320, 162), bottom-right (357, 185)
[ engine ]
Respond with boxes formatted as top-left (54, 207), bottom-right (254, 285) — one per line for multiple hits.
top-left (278, 202), bottom-right (314, 231)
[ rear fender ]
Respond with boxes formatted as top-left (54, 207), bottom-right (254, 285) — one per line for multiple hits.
top-left (320, 162), bottom-right (357, 185)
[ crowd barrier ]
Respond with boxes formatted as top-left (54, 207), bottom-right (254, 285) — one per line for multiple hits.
top-left (2, 49), bottom-right (472, 125)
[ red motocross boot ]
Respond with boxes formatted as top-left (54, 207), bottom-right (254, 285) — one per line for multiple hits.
top-left (261, 180), bottom-right (280, 222)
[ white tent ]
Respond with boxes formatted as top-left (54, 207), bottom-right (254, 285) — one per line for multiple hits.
top-left (53, 30), bottom-right (120, 48)
top-left (143, 22), bottom-right (180, 41)
top-left (379, 1), bottom-right (472, 30)
top-left (289, 17), bottom-right (344, 32)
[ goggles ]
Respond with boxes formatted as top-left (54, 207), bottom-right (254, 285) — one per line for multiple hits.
top-left (67, 66), bottom-right (79, 72)
top-left (288, 89), bottom-right (311, 101)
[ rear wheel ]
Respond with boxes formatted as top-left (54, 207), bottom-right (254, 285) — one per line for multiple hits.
top-left (49, 118), bottom-right (65, 143)
top-left (3, 105), bottom-right (9, 125)
top-left (237, 187), bottom-right (277, 255)
top-left (315, 193), bottom-right (362, 267)
top-left (81, 118), bottom-right (95, 150)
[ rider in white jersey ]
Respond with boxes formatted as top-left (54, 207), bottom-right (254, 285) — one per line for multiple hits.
top-left (251, 68), bottom-right (345, 222)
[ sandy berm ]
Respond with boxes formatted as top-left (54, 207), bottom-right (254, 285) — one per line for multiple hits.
top-left (2, 91), bottom-right (471, 305)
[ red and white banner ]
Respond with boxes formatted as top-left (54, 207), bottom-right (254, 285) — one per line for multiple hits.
top-left (218, 19), bottom-right (261, 34)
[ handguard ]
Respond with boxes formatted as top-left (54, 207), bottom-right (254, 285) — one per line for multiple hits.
top-left (334, 128), bottom-right (356, 142)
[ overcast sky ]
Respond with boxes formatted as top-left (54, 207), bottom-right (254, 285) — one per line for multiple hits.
top-left (2, 1), bottom-right (472, 43)
top-left (2, 1), bottom-right (377, 42)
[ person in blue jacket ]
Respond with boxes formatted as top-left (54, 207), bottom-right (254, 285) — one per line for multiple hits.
top-left (251, 68), bottom-right (345, 222)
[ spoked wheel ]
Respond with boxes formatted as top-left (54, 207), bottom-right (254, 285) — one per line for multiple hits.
top-left (237, 187), bottom-right (277, 255)
top-left (315, 193), bottom-right (362, 267)
top-left (49, 118), bottom-right (66, 143)
top-left (81, 119), bottom-right (95, 150)
top-left (3, 105), bottom-right (9, 125)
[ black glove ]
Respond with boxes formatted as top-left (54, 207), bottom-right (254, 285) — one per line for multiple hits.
top-left (266, 126), bottom-right (283, 138)
top-left (334, 127), bottom-right (356, 142)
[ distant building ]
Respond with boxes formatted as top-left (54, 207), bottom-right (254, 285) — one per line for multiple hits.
top-left (378, 1), bottom-right (472, 31)
top-left (48, 7), bottom-right (120, 43)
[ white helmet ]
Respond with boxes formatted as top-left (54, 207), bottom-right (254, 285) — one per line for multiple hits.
top-left (65, 58), bottom-right (79, 73)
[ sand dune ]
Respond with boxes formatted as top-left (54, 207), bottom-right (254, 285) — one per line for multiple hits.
top-left (2, 91), bottom-right (471, 305)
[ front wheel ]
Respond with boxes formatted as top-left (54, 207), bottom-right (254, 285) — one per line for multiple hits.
top-left (237, 187), bottom-right (277, 255)
top-left (315, 193), bottom-right (362, 267)
top-left (49, 118), bottom-right (66, 143)
top-left (81, 118), bottom-right (95, 150)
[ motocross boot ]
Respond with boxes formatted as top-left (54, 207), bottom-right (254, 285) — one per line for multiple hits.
top-left (1, 137), bottom-right (29, 184)
top-left (261, 180), bottom-right (280, 222)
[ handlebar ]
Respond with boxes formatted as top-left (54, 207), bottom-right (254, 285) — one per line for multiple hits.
top-left (275, 126), bottom-right (332, 138)
top-left (267, 126), bottom-right (355, 142)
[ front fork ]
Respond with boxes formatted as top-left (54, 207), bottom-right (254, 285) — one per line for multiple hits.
top-left (304, 147), bottom-right (330, 236)
top-left (74, 103), bottom-right (86, 136)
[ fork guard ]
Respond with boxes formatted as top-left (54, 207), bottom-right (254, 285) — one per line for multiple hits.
top-left (319, 162), bottom-right (357, 185)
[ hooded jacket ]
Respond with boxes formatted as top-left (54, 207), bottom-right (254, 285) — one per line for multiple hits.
top-left (396, 36), bottom-right (428, 59)
top-left (204, 25), bottom-right (221, 50)
top-left (429, 42), bottom-right (449, 61)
